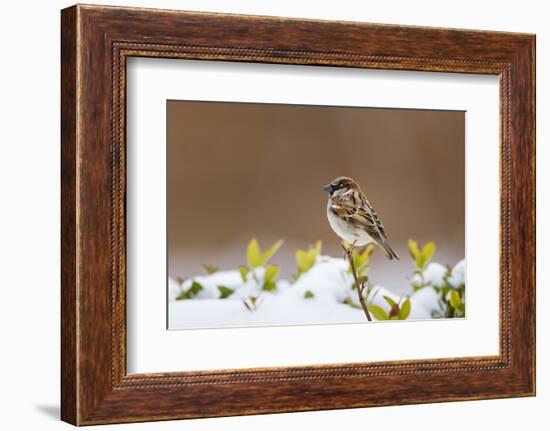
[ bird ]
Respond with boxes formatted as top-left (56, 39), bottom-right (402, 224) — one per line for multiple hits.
top-left (323, 176), bottom-right (399, 260)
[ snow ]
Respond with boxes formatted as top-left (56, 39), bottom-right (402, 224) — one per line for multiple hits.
top-left (447, 259), bottom-right (466, 287)
top-left (409, 262), bottom-right (448, 288)
top-left (423, 262), bottom-right (449, 287)
top-left (169, 256), bottom-right (464, 330)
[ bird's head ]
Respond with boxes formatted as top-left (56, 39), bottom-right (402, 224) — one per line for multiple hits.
top-left (323, 176), bottom-right (360, 195)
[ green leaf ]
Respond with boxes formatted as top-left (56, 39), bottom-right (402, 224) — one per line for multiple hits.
top-left (408, 239), bottom-right (421, 260)
top-left (362, 243), bottom-right (375, 260)
top-left (262, 239), bottom-right (284, 265)
top-left (383, 296), bottom-right (397, 308)
top-left (348, 245), bottom-right (371, 277)
top-left (422, 241), bottom-right (436, 263)
top-left (246, 238), bottom-right (263, 268)
top-left (408, 240), bottom-right (437, 269)
top-left (296, 240), bottom-right (322, 275)
top-left (202, 264), bottom-right (219, 274)
top-left (263, 280), bottom-right (277, 292)
top-left (217, 285), bottom-right (234, 299)
top-left (175, 281), bottom-right (203, 300)
top-left (307, 248), bottom-right (318, 265)
top-left (304, 290), bottom-right (314, 299)
top-left (296, 250), bottom-right (309, 273)
top-left (449, 290), bottom-right (461, 309)
top-left (399, 298), bottom-right (411, 319)
top-left (239, 265), bottom-right (249, 282)
top-left (367, 304), bottom-right (389, 320)
top-left (264, 264), bottom-right (280, 283)
top-left (309, 250), bottom-right (319, 272)
top-left (355, 254), bottom-right (364, 270)
top-left (314, 240), bottom-right (322, 256)
top-left (189, 281), bottom-right (202, 296)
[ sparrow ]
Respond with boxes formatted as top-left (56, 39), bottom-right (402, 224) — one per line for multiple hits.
top-left (323, 176), bottom-right (399, 260)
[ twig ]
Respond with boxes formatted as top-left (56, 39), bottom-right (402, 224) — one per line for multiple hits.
top-left (343, 243), bottom-right (372, 322)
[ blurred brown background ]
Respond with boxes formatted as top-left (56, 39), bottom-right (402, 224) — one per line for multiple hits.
top-left (167, 101), bottom-right (464, 291)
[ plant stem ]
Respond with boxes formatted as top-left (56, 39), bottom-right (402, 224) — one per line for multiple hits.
top-left (343, 244), bottom-right (372, 322)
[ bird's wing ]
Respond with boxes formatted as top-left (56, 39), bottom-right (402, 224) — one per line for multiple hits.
top-left (329, 189), bottom-right (363, 218)
top-left (359, 197), bottom-right (388, 241)
top-left (330, 190), bottom-right (387, 241)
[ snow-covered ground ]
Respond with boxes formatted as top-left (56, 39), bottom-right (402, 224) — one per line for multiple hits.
top-left (168, 256), bottom-right (464, 330)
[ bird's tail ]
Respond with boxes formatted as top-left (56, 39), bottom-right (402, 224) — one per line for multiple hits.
top-left (381, 242), bottom-right (400, 260)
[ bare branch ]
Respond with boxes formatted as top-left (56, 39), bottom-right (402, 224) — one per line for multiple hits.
top-left (342, 243), bottom-right (372, 322)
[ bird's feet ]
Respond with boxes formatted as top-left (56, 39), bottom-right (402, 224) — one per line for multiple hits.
top-left (341, 241), bottom-right (357, 259)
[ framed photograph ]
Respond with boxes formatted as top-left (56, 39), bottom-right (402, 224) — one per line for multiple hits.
top-left (61, 4), bottom-right (535, 425)
top-left (164, 100), bottom-right (466, 330)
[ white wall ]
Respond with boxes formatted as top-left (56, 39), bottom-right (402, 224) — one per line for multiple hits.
top-left (0, 1), bottom-right (545, 430)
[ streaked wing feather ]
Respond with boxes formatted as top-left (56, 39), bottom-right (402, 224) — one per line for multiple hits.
top-left (330, 190), bottom-right (387, 242)
top-left (362, 198), bottom-right (388, 240)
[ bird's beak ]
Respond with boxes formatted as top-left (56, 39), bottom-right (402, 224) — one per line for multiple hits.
top-left (323, 184), bottom-right (333, 193)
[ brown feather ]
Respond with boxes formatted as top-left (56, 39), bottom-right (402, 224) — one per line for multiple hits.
top-left (329, 186), bottom-right (398, 258)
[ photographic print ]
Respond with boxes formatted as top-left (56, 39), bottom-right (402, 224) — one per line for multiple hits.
top-left (167, 101), bottom-right (465, 329)
top-left (61, 6), bottom-right (535, 423)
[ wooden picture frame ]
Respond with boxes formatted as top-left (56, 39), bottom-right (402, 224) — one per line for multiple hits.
top-left (61, 4), bottom-right (535, 425)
